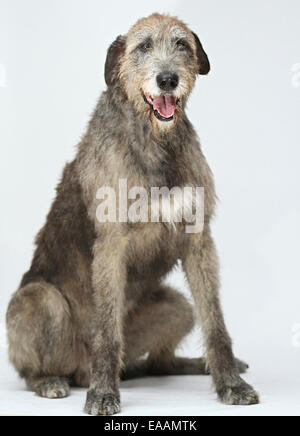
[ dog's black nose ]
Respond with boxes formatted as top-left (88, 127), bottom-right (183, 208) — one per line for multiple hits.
top-left (157, 72), bottom-right (179, 91)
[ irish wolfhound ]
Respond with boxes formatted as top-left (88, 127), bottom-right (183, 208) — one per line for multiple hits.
top-left (6, 13), bottom-right (259, 415)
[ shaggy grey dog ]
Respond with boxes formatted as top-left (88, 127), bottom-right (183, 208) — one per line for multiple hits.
top-left (6, 13), bottom-right (259, 415)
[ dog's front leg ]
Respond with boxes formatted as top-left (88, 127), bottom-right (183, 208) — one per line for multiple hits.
top-left (84, 235), bottom-right (127, 416)
top-left (183, 227), bottom-right (259, 405)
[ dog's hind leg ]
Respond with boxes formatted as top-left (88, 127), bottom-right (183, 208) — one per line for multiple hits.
top-left (123, 285), bottom-right (201, 378)
top-left (123, 357), bottom-right (248, 380)
top-left (6, 282), bottom-right (76, 398)
top-left (123, 285), bottom-right (194, 374)
top-left (122, 285), bottom-right (249, 380)
top-left (122, 357), bottom-right (209, 380)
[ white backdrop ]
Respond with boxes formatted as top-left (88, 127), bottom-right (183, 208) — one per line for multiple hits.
top-left (0, 0), bottom-right (300, 416)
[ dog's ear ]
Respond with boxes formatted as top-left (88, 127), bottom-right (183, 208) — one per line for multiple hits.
top-left (105, 35), bottom-right (126, 87)
top-left (192, 32), bottom-right (210, 75)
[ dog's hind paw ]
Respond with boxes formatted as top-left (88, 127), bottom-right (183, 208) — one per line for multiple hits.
top-left (235, 358), bottom-right (249, 374)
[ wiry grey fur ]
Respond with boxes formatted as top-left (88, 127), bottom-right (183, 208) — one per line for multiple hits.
top-left (6, 13), bottom-right (259, 415)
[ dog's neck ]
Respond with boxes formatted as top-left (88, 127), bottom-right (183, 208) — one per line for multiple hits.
top-left (89, 86), bottom-right (196, 188)
top-left (106, 87), bottom-right (195, 187)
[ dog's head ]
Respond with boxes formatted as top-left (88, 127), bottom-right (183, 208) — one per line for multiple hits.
top-left (105, 14), bottom-right (210, 134)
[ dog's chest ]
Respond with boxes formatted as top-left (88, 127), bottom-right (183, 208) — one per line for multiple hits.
top-left (126, 223), bottom-right (184, 283)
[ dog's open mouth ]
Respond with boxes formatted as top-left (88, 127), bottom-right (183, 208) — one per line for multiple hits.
top-left (143, 92), bottom-right (179, 122)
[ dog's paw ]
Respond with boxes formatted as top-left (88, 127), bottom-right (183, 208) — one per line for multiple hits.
top-left (84, 390), bottom-right (121, 416)
top-left (235, 358), bottom-right (249, 374)
top-left (217, 378), bottom-right (259, 406)
top-left (34, 377), bottom-right (70, 399)
top-left (206, 358), bottom-right (249, 375)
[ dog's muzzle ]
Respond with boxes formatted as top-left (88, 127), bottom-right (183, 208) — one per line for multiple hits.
top-left (143, 92), bottom-right (179, 122)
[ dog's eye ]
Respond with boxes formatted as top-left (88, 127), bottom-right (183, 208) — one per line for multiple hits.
top-left (139, 41), bottom-right (152, 52)
top-left (176, 39), bottom-right (187, 50)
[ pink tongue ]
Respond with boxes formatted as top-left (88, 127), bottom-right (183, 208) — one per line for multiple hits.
top-left (153, 95), bottom-right (177, 118)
